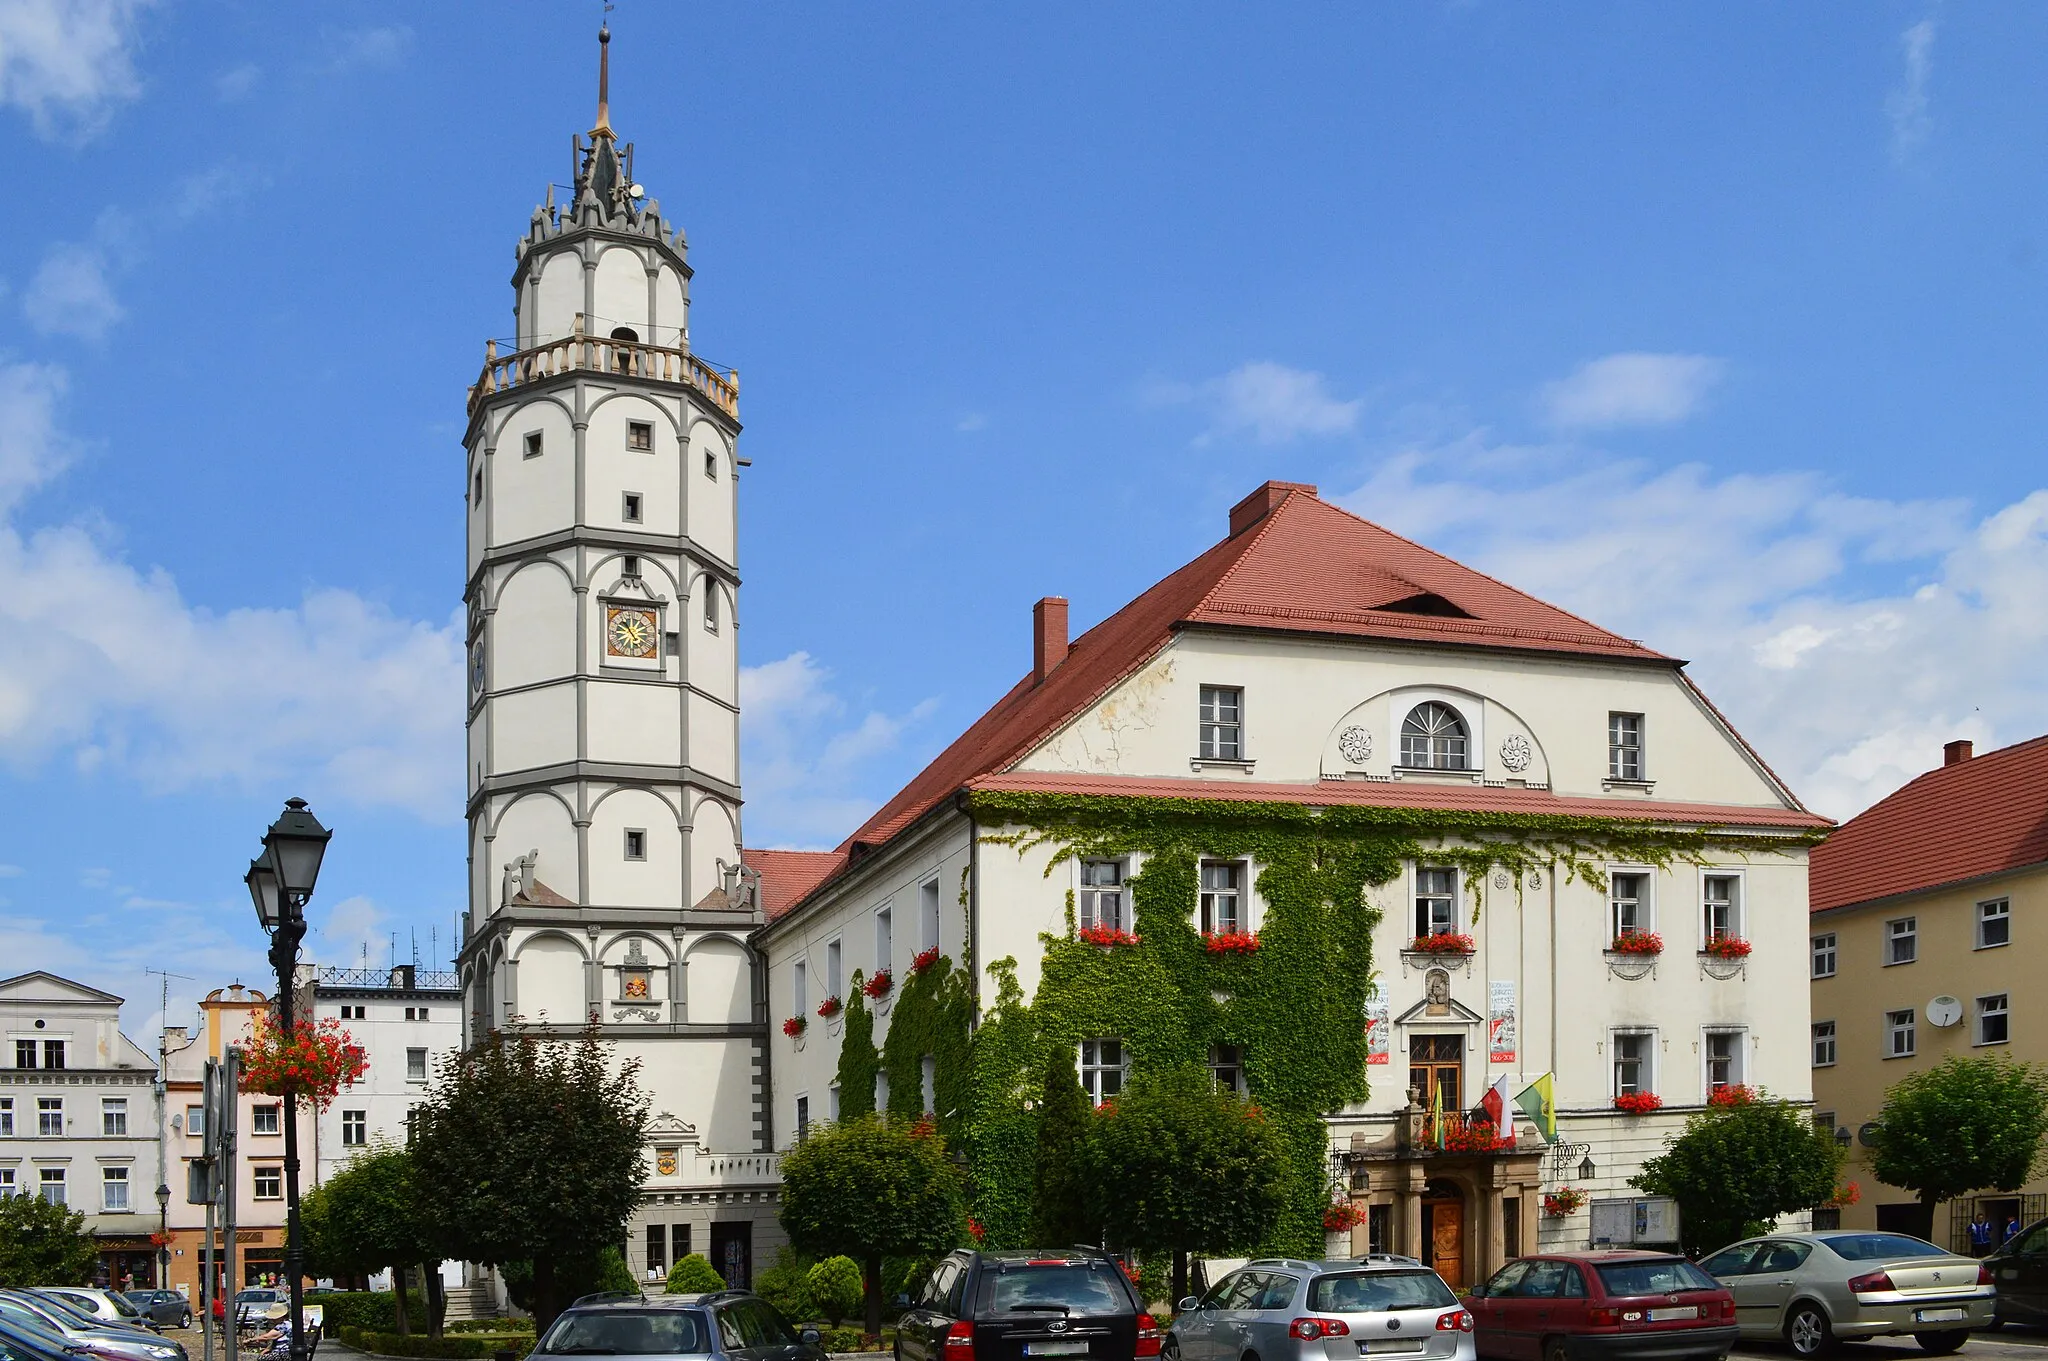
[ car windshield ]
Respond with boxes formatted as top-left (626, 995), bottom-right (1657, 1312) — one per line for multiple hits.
top-left (989, 1265), bottom-right (1126, 1313)
top-left (1595, 1261), bottom-right (1720, 1296)
top-left (1308, 1271), bottom-right (1455, 1313)
top-left (1819, 1234), bottom-right (1950, 1262)
top-left (101, 1296), bottom-right (140, 1319)
top-left (0, 1312), bottom-right (72, 1350)
top-left (539, 1310), bottom-right (709, 1355)
top-left (237, 1292), bottom-right (278, 1304)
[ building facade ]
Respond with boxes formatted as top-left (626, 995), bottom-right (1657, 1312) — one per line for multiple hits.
top-left (756, 481), bottom-right (1825, 1289)
top-left (455, 31), bottom-right (781, 1291)
top-left (309, 965), bottom-right (462, 1183)
top-left (1809, 734), bottom-right (2048, 1249)
top-left (0, 972), bottom-right (163, 1287)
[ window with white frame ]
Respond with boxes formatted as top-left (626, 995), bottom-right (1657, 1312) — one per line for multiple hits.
top-left (39, 1168), bottom-right (65, 1204)
top-left (1886, 917), bottom-right (1917, 966)
top-left (101, 1098), bottom-right (126, 1137)
top-left (253, 1165), bottom-right (282, 1200)
top-left (1209, 1043), bottom-right (1245, 1094)
top-left (1078, 861), bottom-right (1127, 933)
top-left (41, 1040), bottom-right (64, 1069)
top-left (826, 939), bottom-right (843, 998)
top-left (1704, 1030), bottom-right (1744, 1091)
top-left (38, 1098), bottom-right (62, 1136)
top-left (920, 879), bottom-right (942, 951)
top-left (795, 1095), bottom-right (810, 1143)
top-left (876, 907), bottom-right (893, 972)
top-left (102, 1166), bottom-right (129, 1211)
top-left (1609, 713), bottom-right (1645, 780)
top-left (1887, 1008), bottom-right (1916, 1058)
top-left (1812, 1021), bottom-right (1837, 1067)
top-left (252, 1104), bottom-right (281, 1135)
top-left (1199, 686), bottom-right (1243, 760)
top-left (1979, 899), bottom-right (2011, 950)
top-left (1610, 872), bottom-right (1649, 939)
top-left (703, 586), bottom-right (720, 633)
top-left (1414, 867), bottom-right (1457, 939)
top-left (828, 1083), bottom-right (840, 1121)
top-left (407, 1048), bottom-right (428, 1081)
top-left (793, 961), bottom-right (808, 1015)
top-left (1400, 702), bottom-right (1469, 770)
top-left (1978, 994), bottom-right (2010, 1047)
top-left (1702, 874), bottom-right (1741, 944)
top-left (1079, 1039), bottom-right (1126, 1105)
top-left (0, 1096), bottom-right (11, 1137)
top-left (0, 1168), bottom-right (13, 1195)
top-left (1200, 861), bottom-right (1245, 934)
top-left (1811, 933), bottom-right (1837, 979)
top-left (185, 1105), bottom-right (205, 1137)
top-left (1612, 1032), bottom-right (1653, 1096)
top-left (341, 1110), bottom-right (367, 1146)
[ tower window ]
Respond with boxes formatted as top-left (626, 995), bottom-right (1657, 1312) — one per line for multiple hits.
top-left (704, 450), bottom-right (717, 481)
top-left (622, 492), bottom-right (643, 523)
top-left (628, 421), bottom-right (654, 452)
top-left (624, 829), bottom-right (647, 861)
top-left (523, 432), bottom-right (543, 459)
top-left (473, 469), bottom-right (483, 505)
top-left (622, 555), bottom-right (640, 578)
top-left (703, 588), bottom-right (719, 633)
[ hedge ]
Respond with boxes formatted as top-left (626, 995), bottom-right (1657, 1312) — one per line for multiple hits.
top-left (445, 1319), bottom-right (533, 1335)
top-left (338, 1327), bottom-right (536, 1359)
top-left (315, 1292), bottom-right (431, 1332)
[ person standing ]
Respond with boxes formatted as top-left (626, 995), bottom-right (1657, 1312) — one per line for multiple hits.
top-left (1969, 1211), bottom-right (1996, 1257)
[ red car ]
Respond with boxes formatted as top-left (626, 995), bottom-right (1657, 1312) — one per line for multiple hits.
top-left (1462, 1252), bottom-right (1738, 1361)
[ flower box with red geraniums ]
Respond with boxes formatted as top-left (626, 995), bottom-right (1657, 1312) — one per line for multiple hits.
top-left (1078, 925), bottom-right (1140, 948)
top-left (1707, 1084), bottom-right (1757, 1108)
top-left (1203, 931), bottom-right (1260, 956)
top-left (862, 970), bottom-right (893, 1000)
top-left (1702, 936), bottom-right (1753, 960)
top-left (238, 1014), bottom-right (369, 1111)
top-left (1443, 1119), bottom-right (1515, 1153)
top-left (1613, 1091), bottom-right (1664, 1114)
top-left (782, 1016), bottom-right (807, 1038)
top-left (816, 996), bottom-right (842, 1019)
top-left (1323, 1201), bottom-right (1365, 1232)
top-left (1542, 1187), bottom-right (1586, 1218)
top-left (1607, 931), bottom-right (1664, 956)
top-left (1408, 932), bottom-right (1477, 955)
top-left (911, 946), bottom-right (941, 975)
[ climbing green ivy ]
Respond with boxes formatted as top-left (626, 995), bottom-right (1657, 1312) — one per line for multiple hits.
top-left (883, 956), bottom-right (976, 1141)
top-left (835, 973), bottom-right (879, 1120)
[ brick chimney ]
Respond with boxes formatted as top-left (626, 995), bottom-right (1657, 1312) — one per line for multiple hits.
top-left (1229, 480), bottom-right (1318, 537)
top-left (1033, 597), bottom-right (1069, 684)
top-left (1944, 739), bottom-right (1974, 767)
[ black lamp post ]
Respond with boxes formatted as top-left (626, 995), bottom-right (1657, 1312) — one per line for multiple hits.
top-left (155, 1182), bottom-right (171, 1285)
top-left (246, 797), bottom-right (331, 1361)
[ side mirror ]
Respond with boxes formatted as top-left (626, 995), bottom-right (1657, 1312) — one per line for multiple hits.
top-left (799, 1328), bottom-right (821, 1346)
top-left (1466, 1287), bottom-right (1486, 1300)
top-left (1177, 1297), bottom-right (1200, 1314)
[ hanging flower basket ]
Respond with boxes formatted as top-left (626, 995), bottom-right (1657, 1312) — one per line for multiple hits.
top-left (1707, 1084), bottom-right (1757, 1108)
top-left (237, 1014), bottom-right (368, 1111)
top-left (911, 946), bottom-right (941, 975)
top-left (782, 1015), bottom-right (807, 1038)
top-left (968, 1217), bottom-right (986, 1243)
top-left (1824, 1180), bottom-right (1862, 1208)
top-left (1408, 932), bottom-right (1476, 955)
top-left (816, 995), bottom-right (842, 1019)
top-left (1613, 1091), bottom-right (1664, 1114)
top-left (1702, 936), bottom-right (1753, 959)
top-left (1203, 930), bottom-right (1260, 955)
top-left (1078, 925), bottom-right (1140, 948)
top-left (1607, 932), bottom-right (1663, 956)
top-left (149, 1231), bottom-right (174, 1248)
top-left (1323, 1201), bottom-right (1365, 1232)
top-left (862, 970), bottom-right (893, 999)
top-left (1542, 1187), bottom-right (1586, 1217)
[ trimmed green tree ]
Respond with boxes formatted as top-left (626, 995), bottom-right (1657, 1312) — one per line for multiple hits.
top-left (1872, 1056), bottom-right (2048, 1215)
top-left (664, 1254), bottom-right (726, 1294)
top-left (1029, 1042), bottom-right (1093, 1245)
top-left (1081, 1067), bottom-right (1291, 1305)
top-left (0, 1193), bottom-right (97, 1287)
top-left (779, 1114), bottom-right (968, 1335)
top-left (410, 1027), bottom-right (650, 1331)
top-left (836, 979), bottom-right (880, 1121)
top-left (1632, 1092), bottom-right (1842, 1254)
top-left (805, 1257), bottom-right (864, 1326)
top-left (753, 1249), bottom-right (815, 1322)
top-left (301, 1144), bottom-right (449, 1334)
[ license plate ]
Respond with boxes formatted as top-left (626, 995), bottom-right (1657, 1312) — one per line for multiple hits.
top-left (1647, 1308), bottom-right (1698, 1321)
top-left (1915, 1309), bottom-right (1967, 1324)
top-left (1026, 1343), bottom-right (1089, 1356)
top-left (1361, 1343), bottom-right (1424, 1354)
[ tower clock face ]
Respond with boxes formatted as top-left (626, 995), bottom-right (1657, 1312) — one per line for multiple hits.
top-left (468, 637), bottom-right (486, 697)
top-left (606, 606), bottom-right (659, 659)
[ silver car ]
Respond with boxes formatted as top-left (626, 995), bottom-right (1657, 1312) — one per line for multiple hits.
top-left (1169, 1258), bottom-right (1476, 1361)
top-left (0, 1293), bottom-right (186, 1361)
top-left (1697, 1231), bottom-right (1993, 1358)
top-left (34, 1290), bottom-right (159, 1334)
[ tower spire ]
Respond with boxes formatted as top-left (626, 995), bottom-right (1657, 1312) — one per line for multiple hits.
top-left (592, 24), bottom-right (614, 139)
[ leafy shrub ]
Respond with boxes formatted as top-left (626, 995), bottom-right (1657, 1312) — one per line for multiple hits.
top-left (446, 1319), bottom-right (534, 1335)
top-left (663, 1253), bottom-right (726, 1294)
top-left (819, 1326), bottom-right (883, 1352)
top-left (318, 1292), bottom-right (431, 1332)
top-left (753, 1249), bottom-right (816, 1323)
top-left (342, 1328), bottom-right (535, 1359)
top-left (805, 1257), bottom-right (864, 1327)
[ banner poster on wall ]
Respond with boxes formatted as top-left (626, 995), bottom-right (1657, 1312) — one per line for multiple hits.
top-left (1365, 986), bottom-right (1390, 1065)
top-left (1488, 979), bottom-right (1518, 1064)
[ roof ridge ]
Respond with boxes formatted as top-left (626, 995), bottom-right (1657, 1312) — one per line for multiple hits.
top-left (1186, 486), bottom-right (1314, 620)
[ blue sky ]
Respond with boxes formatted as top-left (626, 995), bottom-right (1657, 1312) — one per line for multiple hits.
top-left (3, 1), bottom-right (2045, 1038)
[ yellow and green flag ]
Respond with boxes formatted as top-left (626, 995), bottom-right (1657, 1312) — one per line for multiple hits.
top-left (1514, 1073), bottom-right (1556, 1143)
top-left (1430, 1078), bottom-right (1446, 1148)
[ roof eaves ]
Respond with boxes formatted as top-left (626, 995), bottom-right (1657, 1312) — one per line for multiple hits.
top-left (762, 795), bottom-right (972, 936)
top-left (1676, 670), bottom-right (1812, 815)
top-left (1810, 858), bottom-right (2048, 917)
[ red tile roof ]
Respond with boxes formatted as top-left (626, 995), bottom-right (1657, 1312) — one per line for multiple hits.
top-left (744, 848), bottom-right (845, 922)
top-left (1810, 733), bottom-right (2048, 912)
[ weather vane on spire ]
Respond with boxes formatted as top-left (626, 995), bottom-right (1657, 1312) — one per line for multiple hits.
top-left (593, 6), bottom-right (615, 139)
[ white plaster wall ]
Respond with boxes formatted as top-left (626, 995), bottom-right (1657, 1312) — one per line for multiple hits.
top-left (587, 680), bottom-right (683, 766)
top-left (589, 787), bottom-right (683, 908)
top-left (686, 938), bottom-right (752, 1025)
top-left (494, 563), bottom-right (577, 688)
top-left (625, 1033), bottom-right (756, 1151)
top-left (312, 997), bottom-right (462, 1184)
top-left (491, 791), bottom-right (581, 902)
top-left (490, 399), bottom-right (577, 546)
top-left (491, 684), bottom-right (578, 772)
top-left (586, 392), bottom-right (680, 531)
top-left (686, 420), bottom-right (735, 565)
top-left (530, 248), bottom-right (585, 345)
top-left (513, 933), bottom-right (587, 1024)
top-left (654, 269), bottom-right (688, 346)
top-left (688, 798), bottom-right (740, 908)
top-left (687, 690), bottom-right (738, 788)
top-left (592, 246), bottom-right (651, 337)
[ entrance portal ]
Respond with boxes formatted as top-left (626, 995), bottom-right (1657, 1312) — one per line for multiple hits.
top-left (1422, 1179), bottom-right (1466, 1289)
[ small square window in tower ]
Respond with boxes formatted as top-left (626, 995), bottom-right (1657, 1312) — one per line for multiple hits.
top-left (627, 421), bottom-right (654, 452)
top-left (620, 939), bottom-right (653, 1000)
top-left (703, 587), bottom-right (719, 633)
top-left (622, 492), bottom-right (643, 523)
top-left (523, 431), bottom-right (543, 459)
top-left (704, 449), bottom-right (717, 481)
top-left (624, 828), bottom-right (647, 861)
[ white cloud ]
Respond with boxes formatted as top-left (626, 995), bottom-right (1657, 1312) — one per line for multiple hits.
top-left (167, 161), bottom-right (258, 222)
top-left (22, 240), bottom-right (124, 340)
top-left (325, 25), bottom-right (412, 72)
top-left (1151, 362), bottom-right (1363, 445)
top-left (955, 413), bottom-right (987, 433)
top-left (1887, 19), bottom-right (1937, 162)
top-left (310, 893), bottom-right (393, 967)
top-left (1336, 439), bottom-right (2044, 819)
top-left (0, 862), bottom-right (22, 878)
top-left (1540, 353), bottom-right (1725, 430)
top-left (215, 62), bottom-right (259, 102)
top-left (0, 0), bottom-right (151, 137)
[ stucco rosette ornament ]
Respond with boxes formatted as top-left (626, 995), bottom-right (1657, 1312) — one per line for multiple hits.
top-left (1499, 733), bottom-right (1532, 772)
top-left (1336, 725), bottom-right (1373, 765)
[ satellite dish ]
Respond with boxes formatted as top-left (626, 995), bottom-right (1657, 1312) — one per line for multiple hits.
top-left (1927, 996), bottom-right (1964, 1028)
top-left (628, 182), bottom-right (645, 198)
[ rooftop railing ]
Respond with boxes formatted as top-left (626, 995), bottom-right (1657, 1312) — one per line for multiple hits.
top-left (468, 320), bottom-right (739, 420)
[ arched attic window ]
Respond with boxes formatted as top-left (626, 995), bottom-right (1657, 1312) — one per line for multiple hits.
top-left (1400, 702), bottom-right (1469, 770)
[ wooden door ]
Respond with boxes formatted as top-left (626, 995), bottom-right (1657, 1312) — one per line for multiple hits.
top-left (1410, 1034), bottom-right (1463, 1111)
top-left (1424, 1182), bottom-right (1466, 1289)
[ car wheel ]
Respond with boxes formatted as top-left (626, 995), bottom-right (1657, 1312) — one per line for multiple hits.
top-left (1542, 1337), bottom-right (1569, 1361)
top-left (1913, 1332), bottom-right (1967, 1356)
top-left (1163, 1341), bottom-right (1182, 1361)
top-left (1786, 1304), bottom-right (1836, 1358)
top-left (181, 1315), bottom-right (192, 1330)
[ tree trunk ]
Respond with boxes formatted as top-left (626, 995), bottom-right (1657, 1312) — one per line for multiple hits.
top-left (534, 1256), bottom-right (560, 1337)
top-left (1171, 1250), bottom-right (1189, 1313)
top-left (393, 1265), bottom-right (411, 1336)
top-left (864, 1254), bottom-right (885, 1338)
top-left (425, 1263), bottom-right (447, 1338)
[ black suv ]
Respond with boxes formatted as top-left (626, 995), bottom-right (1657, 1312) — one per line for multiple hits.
top-left (531, 1290), bottom-right (825, 1361)
top-left (896, 1249), bottom-right (1158, 1361)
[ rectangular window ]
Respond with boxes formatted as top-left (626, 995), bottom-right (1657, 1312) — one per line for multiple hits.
top-left (1888, 1008), bottom-right (1916, 1058)
top-left (1610, 872), bottom-right (1648, 939)
top-left (1703, 875), bottom-right (1740, 944)
top-left (1414, 867), bottom-right (1457, 939)
top-left (473, 469), bottom-right (483, 506)
top-left (39, 1168), bottom-right (65, 1204)
top-left (1812, 1021), bottom-right (1837, 1067)
top-left (921, 1056), bottom-right (937, 1115)
top-left (1705, 1030), bottom-right (1743, 1091)
top-left (1609, 713), bottom-right (1645, 780)
top-left (0, 1096), bottom-right (10, 1137)
top-left (407, 1048), bottom-right (428, 1081)
top-left (1613, 1032), bottom-right (1651, 1096)
top-left (252, 1105), bottom-right (281, 1135)
top-left (1199, 861), bottom-right (1244, 934)
top-left (1078, 860), bottom-right (1126, 933)
top-left (253, 1166), bottom-right (282, 1200)
top-left (703, 587), bottom-right (719, 633)
top-left (102, 1166), bottom-right (129, 1212)
top-left (624, 828), bottom-right (647, 861)
top-left (42, 1040), bottom-right (63, 1070)
top-left (646, 1223), bottom-right (668, 1278)
top-left (1811, 932), bottom-right (1837, 979)
top-left (828, 1083), bottom-right (841, 1122)
top-left (826, 940), bottom-right (843, 998)
top-left (627, 421), bottom-right (653, 452)
top-left (622, 492), bottom-right (643, 523)
top-left (102, 1098), bottom-right (127, 1137)
top-left (523, 431), bottom-right (543, 459)
top-left (1814, 1110), bottom-right (1836, 1133)
top-left (1367, 1203), bottom-right (1393, 1257)
top-left (705, 449), bottom-right (718, 481)
top-left (1079, 1038), bottom-right (1126, 1105)
top-left (1979, 899), bottom-right (2011, 950)
top-left (792, 961), bottom-right (808, 1016)
top-left (185, 1104), bottom-right (205, 1138)
top-left (1209, 1043), bottom-right (1244, 1094)
top-left (876, 907), bottom-right (893, 972)
top-left (1198, 685), bottom-right (1243, 760)
top-left (14, 1039), bottom-right (34, 1068)
top-left (339, 1004), bottom-right (366, 1020)
top-left (1886, 917), bottom-right (1917, 966)
top-left (623, 554), bottom-right (640, 578)
top-left (0, 1168), bottom-right (12, 1195)
top-left (38, 1097), bottom-right (62, 1136)
top-left (920, 879), bottom-right (942, 950)
top-left (341, 1110), bottom-right (367, 1146)
top-left (1978, 994), bottom-right (2010, 1047)
top-left (795, 1095), bottom-right (810, 1142)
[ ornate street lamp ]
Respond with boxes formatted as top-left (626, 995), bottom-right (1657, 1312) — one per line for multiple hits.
top-left (155, 1182), bottom-right (171, 1285)
top-left (246, 797), bottom-right (330, 1361)
top-left (1578, 1155), bottom-right (1597, 1182)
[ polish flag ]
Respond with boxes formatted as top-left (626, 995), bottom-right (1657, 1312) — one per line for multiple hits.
top-left (1481, 1075), bottom-right (1514, 1143)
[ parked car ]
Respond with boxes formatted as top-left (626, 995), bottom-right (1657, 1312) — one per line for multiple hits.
top-left (31, 1294), bottom-right (156, 1336)
top-left (0, 1315), bottom-right (77, 1361)
top-left (1463, 1252), bottom-right (1734, 1361)
top-left (0, 1294), bottom-right (185, 1361)
top-left (1170, 1255), bottom-right (1472, 1361)
top-left (1983, 1216), bottom-right (2048, 1326)
top-left (1697, 1231), bottom-right (1992, 1357)
top-left (116, 1297), bottom-right (188, 1332)
top-left (529, 1291), bottom-right (824, 1361)
top-left (898, 1247), bottom-right (1157, 1361)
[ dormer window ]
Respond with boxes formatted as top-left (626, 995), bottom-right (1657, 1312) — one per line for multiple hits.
top-left (1400, 702), bottom-right (1469, 769)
